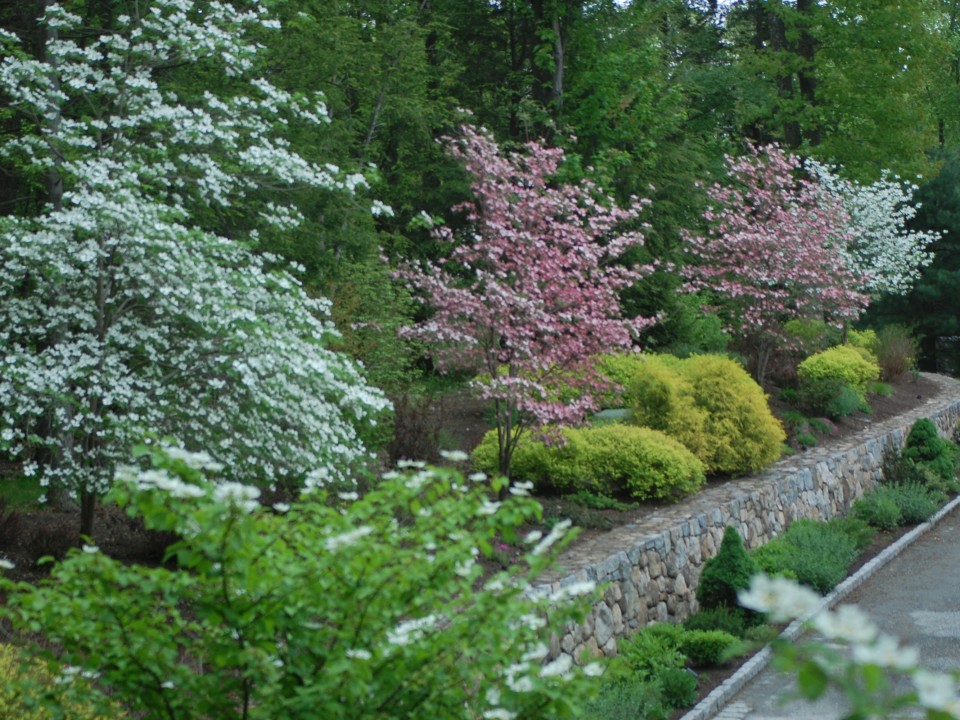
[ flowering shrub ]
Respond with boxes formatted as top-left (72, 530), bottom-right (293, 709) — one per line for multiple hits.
top-left (740, 575), bottom-right (960, 718)
top-left (0, 0), bottom-right (388, 533)
top-left (0, 445), bottom-right (602, 720)
top-left (398, 123), bottom-right (654, 479)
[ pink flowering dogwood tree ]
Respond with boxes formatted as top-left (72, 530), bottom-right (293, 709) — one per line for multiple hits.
top-left (682, 144), bottom-right (870, 385)
top-left (399, 124), bottom-right (654, 479)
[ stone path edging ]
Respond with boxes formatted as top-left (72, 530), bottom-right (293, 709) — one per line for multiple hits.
top-left (680, 494), bottom-right (960, 720)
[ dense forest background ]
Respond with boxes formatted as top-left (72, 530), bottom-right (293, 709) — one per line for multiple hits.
top-left (6, 0), bottom-right (960, 384)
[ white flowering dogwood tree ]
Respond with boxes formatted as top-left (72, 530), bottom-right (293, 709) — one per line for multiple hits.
top-left (0, 0), bottom-right (388, 534)
top-left (808, 161), bottom-right (940, 297)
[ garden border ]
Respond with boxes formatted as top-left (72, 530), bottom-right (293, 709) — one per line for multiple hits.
top-left (535, 373), bottom-right (960, 667)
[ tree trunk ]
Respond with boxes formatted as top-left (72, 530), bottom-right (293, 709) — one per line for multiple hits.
top-left (79, 487), bottom-right (97, 539)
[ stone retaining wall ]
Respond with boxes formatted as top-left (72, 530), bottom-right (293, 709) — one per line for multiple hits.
top-left (538, 374), bottom-right (960, 664)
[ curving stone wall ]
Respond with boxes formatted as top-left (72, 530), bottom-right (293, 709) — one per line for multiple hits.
top-left (537, 373), bottom-right (960, 664)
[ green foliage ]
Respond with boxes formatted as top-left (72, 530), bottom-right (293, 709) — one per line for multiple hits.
top-left (683, 607), bottom-right (747, 637)
top-left (798, 377), bottom-right (865, 419)
top-left (869, 381), bottom-right (895, 398)
top-left (852, 491), bottom-right (903, 531)
top-left (679, 630), bottom-right (746, 668)
top-left (796, 432), bottom-right (817, 448)
top-left (580, 673), bottom-right (670, 720)
top-left (696, 526), bottom-right (759, 611)
top-left (752, 539), bottom-right (800, 581)
top-left (783, 318), bottom-right (841, 355)
top-left (797, 346), bottom-right (881, 404)
top-left (901, 418), bottom-right (959, 487)
top-left (617, 627), bottom-right (686, 682)
top-left (471, 424), bottom-right (706, 502)
top-left (754, 520), bottom-right (858, 594)
top-left (846, 329), bottom-right (880, 357)
top-left (0, 644), bottom-right (112, 720)
top-left (657, 667), bottom-right (698, 709)
top-left (0, 447), bottom-right (600, 720)
top-left (605, 353), bottom-right (784, 475)
top-left (826, 516), bottom-right (877, 553)
top-left (872, 482), bottom-right (945, 525)
top-left (567, 490), bottom-right (633, 512)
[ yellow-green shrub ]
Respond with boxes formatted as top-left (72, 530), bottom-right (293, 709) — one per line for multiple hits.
top-left (471, 425), bottom-right (705, 501)
top-left (623, 356), bottom-right (710, 463)
top-left (0, 644), bottom-right (113, 719)
top-left (677, 355), bottom-right (785, 475)
top-left (847, 329), bottom-right (880, 358)
top-left (596, 352), bottom-right (683, 408)
top-left (797, 345), bottom-right (880, 403)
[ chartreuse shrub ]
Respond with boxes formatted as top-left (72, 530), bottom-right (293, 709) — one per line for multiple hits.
top-left (600, 353), bottom-right (784, 476)
top-left (696, 526), bottom-right (758, 611)
top-left (471, 425), bottom-right (706, 501)
top-left (797, 345), bottom-right (880, 407)
top-left (846, 329), bottom-right (880, 358)
top-left (0, 445), bottom-right (603, 720)
top-left (679, 355), bottom-right (785, 475)
top-left (0, 644), bottom-right (114, 720)
top-left (752, 519), bottom-right (858, 594)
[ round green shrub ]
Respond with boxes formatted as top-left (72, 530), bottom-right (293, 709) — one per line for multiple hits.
top-left (679, 629), bottom-right (745, 668)
top-left (471, 425), bottom-right (706, 501)
top-left (577, 425), bottom-right (706, 501)
top-left (852, 490), bottom-right (903, 531)
top-left (847, 329), bottom-right (880, 358)
top-left (678, 355), bottom-right (785, 475)
top-left (599, 353), bottom-right (784, 476)
top-left (797, 345), bottom-right (880, 404)
top-left (696, 526), bottom-right (759, 611)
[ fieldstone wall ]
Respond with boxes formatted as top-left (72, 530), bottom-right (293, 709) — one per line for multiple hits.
top-left (537, 373), bottom-right (960, 664)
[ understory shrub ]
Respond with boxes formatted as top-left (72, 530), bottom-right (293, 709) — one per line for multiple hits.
top-left (696, 526), bottom-right (758, 611)
top-left (752, 519), bottom-right (857, 594)
top-left (847, 329), bottom-right (880, 358)
top-left (471, 425), bottom-right (706, 501)
top-left (852, 491), bottom-right (903, 531)
top-left (797, 377), bottom-right (863, 418)
top-left (605, 354), bottom-right (784, 476)
top-left (875, 324), bottom-right (917, 381)
top-left (657, 667), bottom-right (698, 709)
top-left (855, 482), bottom-right (945, 528)
top-left (0, 644), bottom-right (113, 720)
top-left (0, 446), bottom-right (601, 720)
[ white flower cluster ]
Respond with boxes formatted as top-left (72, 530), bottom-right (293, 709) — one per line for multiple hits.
top-left (809, 161), bottom-right (940, 296)
top-left (740, 574), bottom-right (960, 718)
